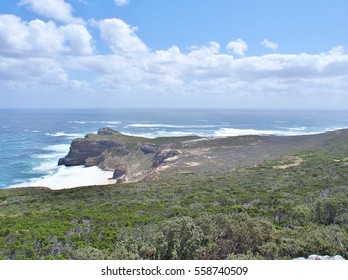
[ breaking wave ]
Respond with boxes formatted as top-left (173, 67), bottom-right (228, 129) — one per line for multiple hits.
top-left (10, 166), bottom-right (115, 190)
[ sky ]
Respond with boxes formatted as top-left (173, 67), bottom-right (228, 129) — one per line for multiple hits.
top-left (1, 0), bottom-right (348, 109)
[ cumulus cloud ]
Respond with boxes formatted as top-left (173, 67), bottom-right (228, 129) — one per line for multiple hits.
top-left (65, 41), bottom-right (348, 102)
top-left (18, 0), bottom-right (83, 24)
top-left (327, 45), bottom-right (345, 56)
top-left (226, 39), bottom-right (248, 56)
top-left (99, 18), bottom-right (148, 54)
top-left (114, 0), bottom-right (129, 6)
top-left (1, 14), bottom-right (348, 108)
top-left (0, 14), bottom-right (64, 56)
top-left (0, 14), bottom-right (93, 57)
top-left (260, 39), bottom-right (279, 50)
top-left (60, 24), bottom-right (94, 55)
top-left (0, 56), bottom-right (68, 91)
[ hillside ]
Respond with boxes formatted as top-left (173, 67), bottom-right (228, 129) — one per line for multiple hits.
top-left (0, 129), bottom-right (348, 260)
top-left (58, 127), bottom-right (348, 183)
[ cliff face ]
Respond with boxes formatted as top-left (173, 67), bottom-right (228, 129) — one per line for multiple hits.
top-left (58, 127), bottom-right (348, 183)
top-left (58, 128), bottom-right (182, 182)
top-left (58, 138), bottom-right (128, 166)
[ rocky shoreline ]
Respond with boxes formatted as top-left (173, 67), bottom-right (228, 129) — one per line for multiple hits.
top-left (58, 127), bottom-right (348, 184)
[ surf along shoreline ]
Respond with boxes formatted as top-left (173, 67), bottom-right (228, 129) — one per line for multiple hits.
top-left (9, 127), bottom-right (348, 190)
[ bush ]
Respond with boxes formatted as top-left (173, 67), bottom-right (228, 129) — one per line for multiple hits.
top-left (314, 194), bottom-right (348, 225)
top-left (156, 216), bottom-right (205, 260)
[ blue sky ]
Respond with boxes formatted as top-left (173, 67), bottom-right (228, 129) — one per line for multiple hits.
top-left (1, 0), bottom-right (348, 109)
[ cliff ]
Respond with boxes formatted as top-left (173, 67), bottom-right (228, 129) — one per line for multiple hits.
top-left (58, 128), bottom-right (184, 182)
top-left (58, 127), bottom-right (348, 183)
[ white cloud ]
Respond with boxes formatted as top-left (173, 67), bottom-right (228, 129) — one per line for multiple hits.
top-left (65, 43), bottom-right (348, 102)
top-left (0, 56), bottom-right (68, 86)
top-left (0, 14), bottom-right (93, 57)
top-left (60, 24), bottom-right (94, 55)
top-left (226, 39), bottom-right (248, 56)
top-left (1, 15), bottom-right (348, 108)
top-left (99, 18), bottom-right (148, 54)
top-left (114, 0), bottom-right (129, 6)
top-left (260, 39), bottom-right (279, 50)
top-left (0, 14), bottom-right (65, 56)
top-left (18, 0), bottom-right (83, 24)
top-left (327, 45), bottom-right (345, 56)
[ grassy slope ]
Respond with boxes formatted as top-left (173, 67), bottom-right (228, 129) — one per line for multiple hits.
top-left (1, 149), bottom-right (348, 259)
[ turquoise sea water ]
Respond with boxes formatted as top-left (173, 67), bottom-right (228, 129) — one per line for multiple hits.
top-left (1, 108), bottom-right (348, 189)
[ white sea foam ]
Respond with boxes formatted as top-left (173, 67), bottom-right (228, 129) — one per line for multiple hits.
top-left (35, 154), bottom-right (60, 159)
top-left (43, 144), bottom-right (70, 153)
top-left (46, 132), bottom-right (84, 138)
top-left (11, 166), bottom-right (115, 189)
top-left (69, 121), bottom-right (87, 124)
top-left (123, 130), bottom-right (200, 139)
top-left (89, 121), bottom-right (121, 125)
top-left (32, 144), bottom-right (70, 172)
top-left (287, 127), bottom-right (307, 131)
top-left (34, 144), bottom-right (70, 159)
top-left (32, 160), bottom-right (58, 173)
top-left (103, 121), bottom-right (121, 125)
top-left (128, 123), bottom-right (216, 128)
top-left (214, 128), bottom-right (321, 137)
top-left (69, 120), bottom-right (121, 125)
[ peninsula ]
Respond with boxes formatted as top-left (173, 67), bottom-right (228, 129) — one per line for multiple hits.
top-left (58, 127), bottom-right (348, 183)
top-left (1, 128), bottom-right (348, 260)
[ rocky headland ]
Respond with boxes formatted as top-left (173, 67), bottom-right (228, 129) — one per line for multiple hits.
top-left (58, 127), bottom-right (348, 183)
top-left (2, 127), bottom-right (348, 260)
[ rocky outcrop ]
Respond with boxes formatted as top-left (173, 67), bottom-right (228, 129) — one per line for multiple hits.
top-left (84, 153), bottom-right (106, 167)
top-left (152, 149), bottom-right (180, 168)
top-left (97, 127), bottom-right (122, 136)
top-left (112, 164), bottom-right (127, 179)
top-left (58, 128), bottom-right (182, 183)
top-left (140, 144), bottom-right (159, 154)
top-left (58, 138), bottom-right (128, 167)
top-left (58, 127), bottom-right (348, 184)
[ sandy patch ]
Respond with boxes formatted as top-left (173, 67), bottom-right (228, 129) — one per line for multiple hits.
top-left (273, 156), bottom-right (304, 170)
top-left (185, 162), bottom-right (200, 167)
top-left (163, 155), bottom-right (180, 163)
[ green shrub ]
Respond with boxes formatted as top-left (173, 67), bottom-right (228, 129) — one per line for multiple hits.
top-left (314, 194), bottom-right (348, 225)
top-left (156, 216), bottom-right (205, 260)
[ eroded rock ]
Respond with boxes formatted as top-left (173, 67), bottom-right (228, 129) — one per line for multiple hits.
top-left (58, 138), bottom-right (128, 167)
top-left (152, 149), bottom-right (180, 168)
top-left (140, 144), bottom-right (159, 154)
top-left (97, 128), bottom-right (122, 136)
top-left (112, 164), bottom-right (127, 179)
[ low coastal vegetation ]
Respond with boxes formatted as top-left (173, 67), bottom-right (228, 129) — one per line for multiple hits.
top-left (1, 148), bottom-right (348, 259)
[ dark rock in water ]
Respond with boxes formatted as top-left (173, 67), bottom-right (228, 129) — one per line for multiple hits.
top-left (97, 128), bottom-right (122, 136)
top-left (152, 149), bottom-right (180, 168)
top-left (112, 164), bottom-right (127, 179)
top-left (59, 138), bottom-right (128, 167)
top-left (140, 144), bottom-right (159, 154)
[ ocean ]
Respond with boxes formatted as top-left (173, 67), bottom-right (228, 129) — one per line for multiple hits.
top-left (1, 108), bottom-right (348, 189)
